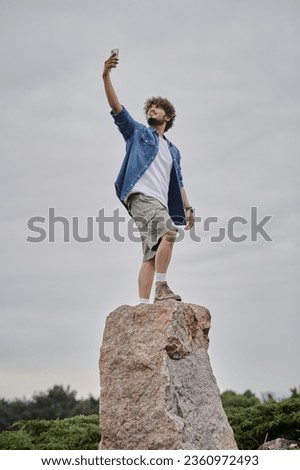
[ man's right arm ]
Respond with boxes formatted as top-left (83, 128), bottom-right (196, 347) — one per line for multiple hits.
top-left (102, 53), bottom-right (122, 115)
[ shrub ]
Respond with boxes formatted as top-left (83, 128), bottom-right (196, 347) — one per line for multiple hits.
top-left (225, 398), bottom-right (300, 449)
top-left (0, 415), bottom-right (100, 450)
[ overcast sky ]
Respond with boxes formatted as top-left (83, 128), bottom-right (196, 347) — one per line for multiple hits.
top-left (1, 0), bottom-right (299, 401)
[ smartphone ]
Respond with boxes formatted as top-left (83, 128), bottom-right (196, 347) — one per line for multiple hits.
top-left (111, 48), bottom-right (119, 57)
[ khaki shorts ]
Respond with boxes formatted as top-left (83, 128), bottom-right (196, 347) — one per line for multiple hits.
top-left (127, 193), bottom-right (177, 262)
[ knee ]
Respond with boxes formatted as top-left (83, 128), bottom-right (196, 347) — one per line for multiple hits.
top-left (143, 257), bottom-right (155, 267)
top-left (162, 230), bottom-right (177, 244)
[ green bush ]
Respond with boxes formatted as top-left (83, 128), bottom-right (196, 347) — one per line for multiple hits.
top-left (221, 390), bottom-right (260, 408)
top-left (0, 385), bottom-right (99, 432)
top-left (225, 398), bottom-right (300, 449)
top-left (0, 415), bottom-right (100, 450)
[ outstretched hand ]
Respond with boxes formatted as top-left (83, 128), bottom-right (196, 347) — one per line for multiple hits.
top-left (102, 52), bottom-right (119, 78)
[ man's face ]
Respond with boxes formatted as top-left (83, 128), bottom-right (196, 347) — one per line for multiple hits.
top-left (147, 105), bottom-right (170, 127)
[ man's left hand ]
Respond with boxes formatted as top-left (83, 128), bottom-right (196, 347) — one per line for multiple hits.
top-left (184, 209), bottom-right (195, 230)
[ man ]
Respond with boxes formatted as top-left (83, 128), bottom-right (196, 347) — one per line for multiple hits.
top-left (102, 51), bottom-right (195, 303)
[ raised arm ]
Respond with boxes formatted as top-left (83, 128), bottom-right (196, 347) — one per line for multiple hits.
top-left (102, 52), bottom-right (122, 115)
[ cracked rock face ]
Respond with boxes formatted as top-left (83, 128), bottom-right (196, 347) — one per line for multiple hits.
top-left (99, 301), bottom-right (237, 450)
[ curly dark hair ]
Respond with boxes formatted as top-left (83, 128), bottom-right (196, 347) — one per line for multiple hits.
top-left (143, 96), bottom-right (176, 132)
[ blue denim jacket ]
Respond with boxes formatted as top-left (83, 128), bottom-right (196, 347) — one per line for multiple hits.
top-left (112, 106), bottom-right (186, 225)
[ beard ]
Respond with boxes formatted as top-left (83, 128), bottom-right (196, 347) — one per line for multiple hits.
top-left (147, 116), bottom-right (164, 127)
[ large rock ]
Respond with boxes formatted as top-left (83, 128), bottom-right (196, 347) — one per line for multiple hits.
top-left (99, 300), bottom-right (237, 450)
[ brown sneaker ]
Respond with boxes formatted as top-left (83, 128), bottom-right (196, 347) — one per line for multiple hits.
top-left (154, 282), bottom-right (182, 302)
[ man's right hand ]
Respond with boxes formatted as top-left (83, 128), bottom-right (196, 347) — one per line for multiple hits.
top-left (102, 52), bottom-right (122, 114)
top-left (102, 52), bottom-right (119, 78)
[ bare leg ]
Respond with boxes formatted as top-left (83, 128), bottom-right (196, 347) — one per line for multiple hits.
top-left (153, 231), bottom-right (181, 301)
top-left (138, 231), bottom-right (177, 300)
top-left (138, 257), bottom-right (155, 299)
top-left (155, 231), bottom-right (177, 274)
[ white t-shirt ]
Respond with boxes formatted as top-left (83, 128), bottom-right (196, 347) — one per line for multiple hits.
top-left (126, 136), bottom-right (173, 208)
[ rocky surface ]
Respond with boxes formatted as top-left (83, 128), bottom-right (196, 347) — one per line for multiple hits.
top-left (258, 438), bottom-right (300, 450)
top-left (99, 300), bottom-right (238, 450)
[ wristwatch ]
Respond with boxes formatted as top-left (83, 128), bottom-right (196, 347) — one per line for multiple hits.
top-left (185, 206), bottom-right (194, 213)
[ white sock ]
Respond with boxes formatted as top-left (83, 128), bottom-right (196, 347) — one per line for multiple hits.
top-left (140, 298), bottom-right (150, 304)
top-left (156, 272), bottom-right (167, 283)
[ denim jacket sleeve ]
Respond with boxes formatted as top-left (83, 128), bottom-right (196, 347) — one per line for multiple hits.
top-left (110, 106), bottom-right (140, 141)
